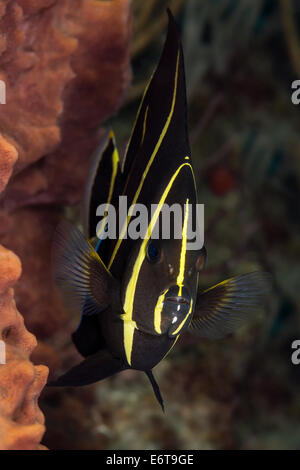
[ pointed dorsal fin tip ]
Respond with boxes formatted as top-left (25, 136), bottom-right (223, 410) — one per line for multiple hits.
top-left (108, 129), bottom-right (115, 140)
top-left (166, 7), bottom-right (175, 22)
top-left (166, 8), bottom-right (181, 42)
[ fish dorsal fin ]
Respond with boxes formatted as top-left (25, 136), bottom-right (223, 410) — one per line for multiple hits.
top-left (189, 272), bottom-right (272, 338)
top-left (108, 10), bottom-right (192, 275)
top-left (83, 130), bottom-right (122, 242)
top-left (122, 9), bottom-right (190, 184)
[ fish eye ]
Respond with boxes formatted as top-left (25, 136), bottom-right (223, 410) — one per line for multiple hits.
top-left (146, 241), bottom-right (161, 264)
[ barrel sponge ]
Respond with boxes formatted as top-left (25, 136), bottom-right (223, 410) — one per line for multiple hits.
top-left (0, 246), bottom-right (49, 450)
top-left (0, 0), bottom-right (132, 450)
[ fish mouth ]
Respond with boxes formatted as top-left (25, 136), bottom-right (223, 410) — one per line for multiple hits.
top-left (165, 296), bottom-right (190, 306)
top-left (156, 285), bottom-right (192, 337)
top-left (162, 285), bottom-right (191, 309)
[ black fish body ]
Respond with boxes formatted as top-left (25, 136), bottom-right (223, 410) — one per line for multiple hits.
top-left (102, 308), bottom-right (176, 372)
top-left (93, 278), bottom-right (177, 371)
top-left (49, 10), bottom-right (272, 410)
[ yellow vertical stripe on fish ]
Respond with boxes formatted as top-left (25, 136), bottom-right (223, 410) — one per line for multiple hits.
top-left (162, 334), bottom-right (180, 361)
top-left (171, 299), bottom-right (193, 336)
top-left (177, 199), bottom-right (189, 296)
top-left (96, 143), bottom-right (119, 238)
top-left (141, 106), bottom-right (149, 146)
top-left (109, 148), bottom-right (120, 203)
top-left (122, 76), bottom-right (152, 173)
top-left (122, 162), bottom-right (192, 365)
top-left (122, 319), bottom-right (137, 367)
top-left (154, 199), bottom-right (190, 334)
top-left (154, 289), bottom-right (168, 334)
top-left (108, 50), bottom-right (181, 271)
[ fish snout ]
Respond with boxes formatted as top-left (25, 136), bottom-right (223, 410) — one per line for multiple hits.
top-left (161, 285), bottom-right (192, 337)
top-left (165, 295), bottom-right (189, 306)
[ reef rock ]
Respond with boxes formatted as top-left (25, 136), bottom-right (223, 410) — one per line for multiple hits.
top-left (1, 0), bottom-right (132, 209)
top-left (0, 245), bottom-right (48, 450)
top-left (0, 0), bottom-right (131, 337)
top-left (0, 0), bottom-right (132, 450)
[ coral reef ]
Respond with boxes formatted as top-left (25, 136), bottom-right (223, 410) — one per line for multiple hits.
top-left (0, 245), bottom-right (48, 450)
top-left (0, 0), bottom-right (131, 336)
top-left (0, 0), bottom-right (132, 449)
top-left (1, 0), bottom-right (131, 210)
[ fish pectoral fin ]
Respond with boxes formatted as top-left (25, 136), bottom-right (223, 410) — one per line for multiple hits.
top-left (189, 272), bottom-right (272, 338)
top-left (47, 349), bottom-right (127, 387)
top-left (145, 370), bottom-right (165, 413)
top-left (52, 221), bottom-right (112, 317)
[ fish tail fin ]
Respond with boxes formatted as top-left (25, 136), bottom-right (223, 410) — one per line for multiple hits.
top-left (145, 370), bottom-right (165, 413)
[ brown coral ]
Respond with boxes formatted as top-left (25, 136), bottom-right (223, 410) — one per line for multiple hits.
top-left (1, 0), bottom-right (131, 209)
top-left (0, 245), bottom-right (48, 450)
top-left (0, 0), bottom-right (131, 336)
top-left (0, 0), bottom-right (131, 343)
top-left (0, 0), bottom-right (131, 450)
